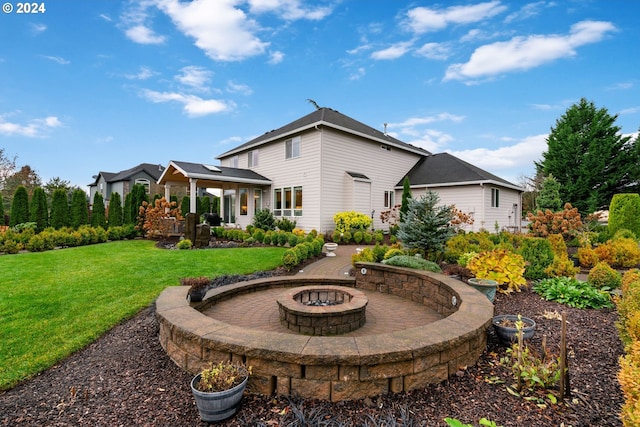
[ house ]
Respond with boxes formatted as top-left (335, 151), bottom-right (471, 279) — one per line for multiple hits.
top-left (158, 108), bottom-right (523, 233)
top-left (88, 163), bottom-right (166, 206)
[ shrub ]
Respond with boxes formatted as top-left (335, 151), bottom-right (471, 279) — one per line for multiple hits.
top-left (2, 239), bottom-right (21, 254)
top-left (595, 238), bottom-right (640, 268)
top-left (457, 251), bottom-right (479, 268)
top-left (544, 257), bottom-right (579, 278)
top-left (9, 186), bottom-right (29, 227)
top-left (353, 230), bottom-right (363, 244)
top-left (276, 218), bottom-right (296, 232)
top-left (382, 255), bottom-right (442, 272)
top-left (616, 272), bottom-right (640, 346)
top-left (351, 247), bottom-right (375, 265)
top-left (282, 248), bottom-right (299, 270)
top-left (588, 262), bottom-right (622, 289)
top-left (177, 239), bottom-right (192, 250)
top-left (287, 233), bottom-right (298, 247)
top-left (467, 249), bottom-right (526, 293)
top-left (342, 230), bottom-right (352, 244)
top-left (363, 232), bottom-right (372, 244)
top-left (253, 208), bottom-right (276, 231)
top-left (252, 228), bottom-right (265, 243)
top-left (526, 203), bottom-right (583, 241)
top-left (577, 246), bottom-right (599, 269)
top-left (372, 244), bottom-right (388, 262)
top-left (609, 193), bottom-right (640, 238)
top-left (383, 248), bottom-right (405, 260)
top-left (614, 228), bottom-right (638, 241)
top-left (277, 231), bottom-right (288, 247)
top-left (444, 231), bottom-right (494, 264)
top-left (533, 276), bottom-right (613, 309)
top-left (619, 341), bottom-right (640, 427)
top-left (518, 237), bottom-right (554, 280)
top-left (295, 243), bottom-right (309, 260)
top-left (331, 230), bottom-right (341, 243)
top-left (333, 211), bottom-right (372, 233)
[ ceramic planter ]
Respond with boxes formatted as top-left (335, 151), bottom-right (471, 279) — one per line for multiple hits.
top-left (190, 370), bottom-right (249, 422)
top-left (492, 314), bottom-right (536, 344)
top-left (187, 288), bottom-right (207, 303)
top-left (467, 278), bottom-right (498, 303)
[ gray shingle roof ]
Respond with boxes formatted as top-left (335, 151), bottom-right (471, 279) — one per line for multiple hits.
top-left (161, 160), bottom-right (271, 185)
top-left (399, 152), bottom-right (522, 190)
top-left (89, 163), bottom-right (165, 186)
top-left (216, 107), bottom-right (431, 158)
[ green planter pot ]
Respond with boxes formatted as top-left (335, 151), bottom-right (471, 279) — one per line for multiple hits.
top-left (467, 278), bottom-right (498, 302)
top-left (190, 371), bottom-right (248, 422)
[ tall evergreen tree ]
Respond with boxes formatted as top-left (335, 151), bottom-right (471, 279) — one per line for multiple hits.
top-left (0, 194), bottom-right (5, 225)
top-left (201, 196), bottom-right (211, 215)
top-left (181, 195), bottom-right (190, 216)
top-left (91, 192), bottom-right (107, 229)
top-left (130, 184), bottom-right (148, 224)
top-left (536, 98), bottom-right (640, 213)
top-left (50, 188), bottom-right (69, 229)
top-left (535, 175), bottom-right (562, 212)
top-left (108, 192), bottom-right (123, 227)
top-left (70, 189), bottom-right (89, 228)
top-left (123, 192), bottom-right (133, 225)
top-left (30, 187), bottom-right (49, 231)
top-left (9, 186), bottom-right (29, 226)
top-left (400, 176), bottom-right (412, 221)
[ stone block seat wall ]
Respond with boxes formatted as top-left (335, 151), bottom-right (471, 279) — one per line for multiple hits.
top-left (156, 263), bottom-right (494, 402)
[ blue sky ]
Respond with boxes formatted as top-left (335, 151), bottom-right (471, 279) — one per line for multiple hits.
top-left (1, 0), bottom-right (639, 190)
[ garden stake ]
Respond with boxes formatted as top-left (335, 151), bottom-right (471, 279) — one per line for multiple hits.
top-left (560, 311), bottom-right (570, 398)
top-left (517, 328), bottom-right (524, 392)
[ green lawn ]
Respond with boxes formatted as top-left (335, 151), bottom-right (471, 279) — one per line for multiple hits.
top-left (0, 240), bottom-right (286, 390)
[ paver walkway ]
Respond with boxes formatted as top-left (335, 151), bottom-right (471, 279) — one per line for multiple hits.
top-left (202, 244), bottom-right (443, 336)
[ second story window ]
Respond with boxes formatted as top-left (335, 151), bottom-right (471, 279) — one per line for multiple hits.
top-left (285, 136), bottom-right (300, 159)
top-left (135, 178), bottom-right (150, 194)
top-left (230, 156), bottom-right (238, 168)
top-left (248, 150), bottom-right (259, 167)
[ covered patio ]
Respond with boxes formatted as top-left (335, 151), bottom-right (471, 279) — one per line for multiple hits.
top-left (157, 160), bottom-right (272, 227)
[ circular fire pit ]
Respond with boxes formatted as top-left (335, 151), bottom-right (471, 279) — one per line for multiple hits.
top-left (277, 285), bottom-right (368, 336)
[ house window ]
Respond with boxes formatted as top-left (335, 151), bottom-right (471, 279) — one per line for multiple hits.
top-left (384, 190), bottom-right (394, 208)
top-left (283, 187), bottom-right (292, 216)
top-left (254, 189), bottom-right (262, 213)
top-left (135, 178), bottom-right (150, 194)
top-left (248, 150), bottom-right (258, 167)
top-left (285, 136), bottom-right (300, 159)
top-left (273, 186), bottom-right (303, 217)
top-left (274, 189), bottom-right (282, 216)
top-left (239, 188), bottom-right (248, 215)
top-left (230, 156), bottom-right (238, 168)
top-left (491, 188), bottom-right (500, 208)
top-left (294, 186), bottom-right (303, 216)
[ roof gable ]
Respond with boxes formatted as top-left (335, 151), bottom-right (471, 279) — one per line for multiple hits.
top-left (217, 107), bottom-right (431, 158)
top-left (400, 153), bottom-right (522, 191)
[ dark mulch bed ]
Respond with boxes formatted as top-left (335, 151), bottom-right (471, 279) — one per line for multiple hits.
top-left (0, 276), bottom-right (624, 426)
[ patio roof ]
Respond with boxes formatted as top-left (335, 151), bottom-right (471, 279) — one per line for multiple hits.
top-left (158, 160), bottom-right (272, 188)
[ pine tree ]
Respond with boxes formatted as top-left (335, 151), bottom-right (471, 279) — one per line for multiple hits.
top-left (108, 192), bottom-right (123, 227)
top-left (400, 176), bottom-right (412, 221)
top-left (91, 192), bottom-right (107, 229)
top-left (50, 188), bottom-right (69, 229)
top-left (70, 189), bottom-right (89, 228)
top-left (536, 98), bottom-right (640, 213)
top-left (9, 186), bottom-right (29, 226)
top-left (535, 175), bottom-right (562, 212)
top-left (30, 187), bottom-right (49, 231)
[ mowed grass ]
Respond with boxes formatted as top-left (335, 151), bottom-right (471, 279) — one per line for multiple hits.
top-left (0, 240), bottom-right (286, 390)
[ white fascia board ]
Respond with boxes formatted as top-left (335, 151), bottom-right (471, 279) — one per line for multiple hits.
top-left (397, 180), bottom-right (524, 192)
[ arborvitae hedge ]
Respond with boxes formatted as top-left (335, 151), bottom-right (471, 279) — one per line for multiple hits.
top-left (123, 192), bottom-right (133, 225)
top-left (131, 184), bottom-right (148, 223)
top-left (91, 192), bottom-right (106, 229)
top-left (181, 195), bottom-right (190, 216)
top-left (70, 189), bottom-right (89, 229)
top-left (9, 186), bottom-right (29, 227)
top-left (50, 188), bottom-right (69, 229)
top-left (108, 192), bottom-right (123, 227)
top-left (609, 193), bottom-right (640, 238)
top-left (30, 187), bottom-right (49, 231)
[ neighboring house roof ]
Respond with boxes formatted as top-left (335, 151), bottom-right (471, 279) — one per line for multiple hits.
top-left (400, 152), bottom-right (523, 191)
top-left (216, 107), bottom-right (431, 159)
top-left (158, 160), bottom-right (272, 186)
top-left (89, 163), bottom-right (165, 186)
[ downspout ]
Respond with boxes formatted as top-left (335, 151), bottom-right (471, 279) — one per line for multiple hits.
top-left (317, 124), bottom-right (323, 233)
top-left (480, 183), bottom-right (485, 231)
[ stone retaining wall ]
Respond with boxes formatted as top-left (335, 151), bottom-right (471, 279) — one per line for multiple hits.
top-left (156, 263), bottom-right (494, 402)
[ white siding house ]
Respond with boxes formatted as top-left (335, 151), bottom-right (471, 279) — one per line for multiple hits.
top-left (158, 108), bottom-right (523, 233)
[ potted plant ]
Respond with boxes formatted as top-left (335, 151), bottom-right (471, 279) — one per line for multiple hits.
top-left (181, 276), bottom-right (210, 303)
top-left (190, 361), bottom-right (251, 422)
top-left (467, 277), bottom-right (498, 302)
top-left (492, 314), bottom-right (536, 344)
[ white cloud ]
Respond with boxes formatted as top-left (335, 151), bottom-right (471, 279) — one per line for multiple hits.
top-left (0, 115), bottom-right (62, 137)
top-left (268, 51), bottom-right (285, 64)
top-left (405, 1), bottom-right (507, 34)
top-left (125, 66), bottom-right (157, 80)
top-left (154, 0), bottom-right (268, 61)
top-left (30, 23), bottom-right (47, 34)
top-left (42, 55), bottom-right (70, 65)
top-left (349, 67), bottom-right (366, 81)
top-left (125, 24), bottom-right (166, 44)
top-left (415, 42), bottom-right (451, 60)
top-left (449, 134), bottom-right (547, 173)
top-left (504, 1), bottom-right (553, 24)
top-left (226, 80), bottom-right (253, 95)
top-left (248, 0), bottom-right (332, 20)
top-left (388, 113), bottom-right (466, 128)
top-left (444, 20), bottom-right (616, 82)
top-left (141, 89), bottom-right (232, 117)
top-left (371, 41), bottom-right (413, 60)
top-left (175, 66), bottom-right (213, 89)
